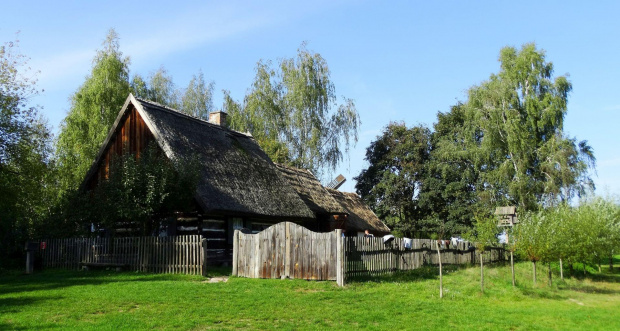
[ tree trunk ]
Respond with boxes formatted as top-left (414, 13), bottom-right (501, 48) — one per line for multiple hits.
top-left (569, 261), bottom-right (574, 276)
top-left (480, 252), bottom-right (484, 293)
top-left (548, 262), bottom-right (552, 287)
top-left (598, 261), bottom-right (601, 273)
top-left (510, 251), bottom-right (515, 287)
top-left (559, 258), bottom-right (564, 281)
top-left (437, 244), bottom-right (443, 299)
top-left (533, 261), bottom-right (537, 286)
top-left (583, 263), bottom-right (586, 276)
top-left (610, 256), bottom-right (614, 272)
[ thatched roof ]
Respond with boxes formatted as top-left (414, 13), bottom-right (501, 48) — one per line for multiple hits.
top-left (276, 164), bottom-right (345, 216)
top-left (326, 188), bottom-right (391, 235)
top-left (83, 94), bottom-right (315, 220)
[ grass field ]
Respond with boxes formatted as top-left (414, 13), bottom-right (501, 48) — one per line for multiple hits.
top-left (1, 259), bottom-right (619, 330)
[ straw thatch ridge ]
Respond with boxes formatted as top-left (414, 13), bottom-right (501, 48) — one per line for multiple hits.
top-left (82, 94), bottom-right (316, 220)
top-left (275, 164), bottom-right (345, 216)
top-left (326, 188), bottom-right (391, 236)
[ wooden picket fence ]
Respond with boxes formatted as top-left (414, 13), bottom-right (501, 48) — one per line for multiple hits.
top-left (232, 222), bottom-right (506, 286)
top-left (35, 235), bottom-right (207, 275)
top-left (345, 237), bottom-right (506, 278)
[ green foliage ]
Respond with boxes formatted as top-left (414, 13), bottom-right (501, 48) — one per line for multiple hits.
top-left (354, 122), bottom-right (431, 237)
top-left (572, 197), bottom-right (620, 266)
top-left (465, 215), bottom-right (500, 252)
top-left (133, 67), bottom-right (215, 121)
top-left (182, 70), bottom-right (214, 120)
top-left (515, 197), bottom-right (620, 268)
top-left (0, 37), bottom-right (55, 267)
top-left (515, 210), bottom-right (553, 263)
top-left (145, 66), bottom-right (180, 108)
top-left (56, 29), bottom-right (132, 192)
top-left (78, 144), bottom-right (200, 235)
top-left (357, 43), bottom-right (596, 237)
top-left (226, 43), bottom-right (360, 179)
top-left (455, 43), bottom-right (594, 210)
top-left (130, 74), bottom-right (149, 98)
top-left (419, 104), bottom-right (482, 235)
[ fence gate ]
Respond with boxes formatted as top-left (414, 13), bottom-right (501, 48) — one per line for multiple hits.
top-left (232, 222), bottom-right (344, 285)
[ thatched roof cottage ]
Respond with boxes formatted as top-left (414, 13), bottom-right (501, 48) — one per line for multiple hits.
top-left (82, 94), bottom-right (389, 260)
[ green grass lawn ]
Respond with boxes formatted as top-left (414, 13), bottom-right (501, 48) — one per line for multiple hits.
top-left (1, 260), bottom-right (619, 330)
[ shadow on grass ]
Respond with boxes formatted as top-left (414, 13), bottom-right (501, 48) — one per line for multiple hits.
top-left (0, 264), bottom-right (232, 297)
top-left (559, 284), bottom-right (620, 295)
top-left (518, 287), bottom-right (566, 300)
top-left (0, 296), bottom-right (63, 314)
top-left (588, 271), bottom-right (620, 283)
top-left (0, 269), bottom-right (204, 297)
top-left (207, 266), bottom-right (232, 278)
top-left (346, 264), bottom-right (467, 284)
top-left (561, 267), bottom-right (620, 283)
top-left (0, 323), bottom-right (56, 331)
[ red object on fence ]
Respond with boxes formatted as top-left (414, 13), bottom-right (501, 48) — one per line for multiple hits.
top-left (40, 242), bottom-right (47, 250)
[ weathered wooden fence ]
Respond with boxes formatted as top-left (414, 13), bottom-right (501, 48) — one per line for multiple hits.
top-left (232, 222), bottom-right (345, 285)
top-left (345, 237), bottom-right (506, 278)
top-left (232, 222), bottom-right (506, 286)
top-left (35, 235), bottom-right (207, 275)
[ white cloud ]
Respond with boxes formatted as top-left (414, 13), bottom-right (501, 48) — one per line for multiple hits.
top-left (124, 4), bottom-right (276, 62)
top-left (27, 1), bottom-right (293, 93)
top-left (30, 49), bottom-right (94, 92)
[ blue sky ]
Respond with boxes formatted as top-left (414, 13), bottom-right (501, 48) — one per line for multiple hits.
top-left (3, 0), bottom-right (619, 195)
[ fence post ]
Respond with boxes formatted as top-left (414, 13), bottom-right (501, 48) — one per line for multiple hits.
top-left (232, 230), bottom-right (239, 276)
top-left (285, 222), bottom-right (291, 279)
top-left (336, 229), bottom-right (344, 287)
top-left (201, 237), bottom-right (208, 277)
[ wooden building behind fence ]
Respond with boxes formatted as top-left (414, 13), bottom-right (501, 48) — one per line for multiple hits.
top-left (80, 94), bottom-right (390, 263)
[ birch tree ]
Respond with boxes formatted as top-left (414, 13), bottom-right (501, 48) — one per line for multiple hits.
top-left (448, 43), bottom-right (595, 211)
top-left (226, 43), bottom-right (360, 179)
top-left (56, 29), bottom-right (131, 191)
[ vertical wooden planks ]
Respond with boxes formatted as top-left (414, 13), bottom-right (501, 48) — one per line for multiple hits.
top-left (284, 222), bottom-right (291, 278)
top-left (232, 230), bottom-right (239, 276)
top-left (336, 229), bottom-right (343, 286)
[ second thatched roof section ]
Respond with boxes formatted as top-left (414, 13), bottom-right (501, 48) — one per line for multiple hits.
top-left (326, 188), bottom-right (391, 236)
top-left (275, 164), bottom-right (345, 216)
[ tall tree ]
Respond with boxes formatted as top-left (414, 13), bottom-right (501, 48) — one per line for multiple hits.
top-left (418, 104), bottom-right (482, 236)
top-left (455, 43), bottom-right (595, 210)
top-left (226, 43), bottom-right (360, 179)
top-left (354, 122), bottom-right (431, 237)
top-left (133, 67), bottom-right (214, 121)
top-left (0, 37), bottom-right (54, 266)
top-left (181, 70), bottom-right (214, 120)
top-left (146, 66), bottom-right (179, 108)
top-left (56, 29), bottom-right (131, 191)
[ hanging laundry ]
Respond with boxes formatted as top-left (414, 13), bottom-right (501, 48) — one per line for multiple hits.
top-left (404, 238), bottom-right (413, 249)
top-left (451, 237), bottom-right (458, 247)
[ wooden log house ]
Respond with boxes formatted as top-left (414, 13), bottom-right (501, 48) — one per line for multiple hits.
top-left (81, 94), bottom-right (390, 262)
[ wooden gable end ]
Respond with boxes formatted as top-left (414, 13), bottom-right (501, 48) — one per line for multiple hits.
top-left (86, 105), bottom-right (155, 190)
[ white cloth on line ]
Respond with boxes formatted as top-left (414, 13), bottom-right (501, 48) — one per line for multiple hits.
top-left (383, 234), bottom-right (395, 243)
